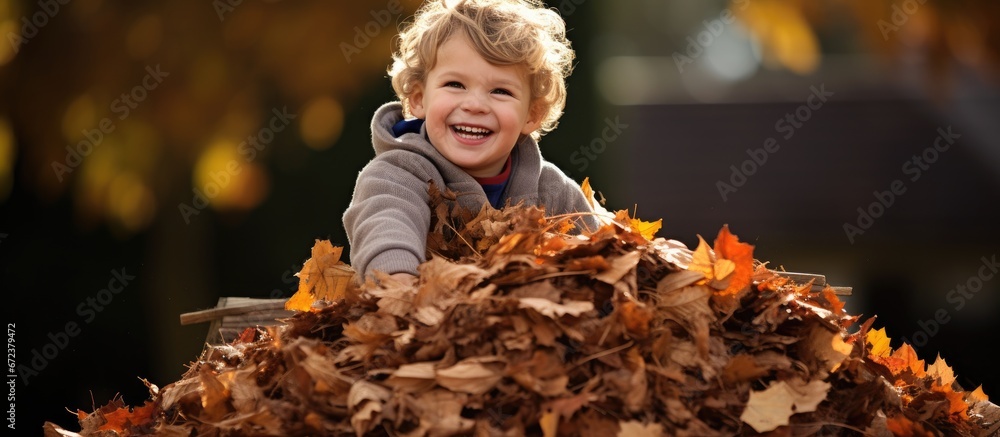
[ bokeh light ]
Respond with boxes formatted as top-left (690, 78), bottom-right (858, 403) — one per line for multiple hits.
top-left (300, 96), bottom-right (345, 151)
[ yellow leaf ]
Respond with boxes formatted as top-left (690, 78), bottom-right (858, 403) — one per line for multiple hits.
top-left (581, 177), bottom-right (595, 210)
top-left (285, 239), bottom-right (355, 311)
top-left (713, 258), bottom-right (735, 281)
top-left (926, 354), bottom-right (956, 387)
top-left (284, 287), bottom-right (315, 312)
top-left (866, 327), bottom-right (891, 358)
top-left (687, 235), bottom-right (714, 281)
top-left (630, 217), bottom-right (662, 241)
top-left (540, 409), bottom-right (559, 437)
top-left (969, 385), bottom-right (989, 403)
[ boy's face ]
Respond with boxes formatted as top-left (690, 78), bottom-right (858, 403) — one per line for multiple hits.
top-left (410, 33), bottom-right (541, 178)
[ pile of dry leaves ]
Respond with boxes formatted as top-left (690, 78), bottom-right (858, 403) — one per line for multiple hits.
top-left (45, 181), bottom-right (1000, 436)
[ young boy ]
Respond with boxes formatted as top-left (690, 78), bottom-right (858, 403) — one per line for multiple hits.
top-left (343, 0), bottom-right (597, 280)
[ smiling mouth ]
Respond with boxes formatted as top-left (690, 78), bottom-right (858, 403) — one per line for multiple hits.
top-left (451, 124), bottom-right (494, 140)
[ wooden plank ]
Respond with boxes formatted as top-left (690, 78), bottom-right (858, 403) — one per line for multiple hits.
top-left (765, 271), bottom-right (852, 295)
top-left (772, 271), bottom-right (826, 286)
top-left (180, 298), bottom-right (288, 325)
top-left (188, 297), bottom-right (295, 346)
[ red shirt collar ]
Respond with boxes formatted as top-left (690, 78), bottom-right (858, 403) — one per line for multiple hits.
top-left (473, 155), bottom-right (512, 185)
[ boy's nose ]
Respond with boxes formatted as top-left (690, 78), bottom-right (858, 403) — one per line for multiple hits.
top-left (459, 93), bottom-right (489, 113)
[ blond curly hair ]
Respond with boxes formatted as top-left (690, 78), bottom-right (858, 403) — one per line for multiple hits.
top-left (389, 0), bottom-right (574, 140)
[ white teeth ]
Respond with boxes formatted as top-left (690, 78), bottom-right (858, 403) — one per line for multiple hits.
top-left (453, 125), bottom-right (492, 135)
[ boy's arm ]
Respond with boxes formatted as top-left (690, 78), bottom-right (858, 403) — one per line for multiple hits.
top-left (343, 153), bottom-right (434, 279)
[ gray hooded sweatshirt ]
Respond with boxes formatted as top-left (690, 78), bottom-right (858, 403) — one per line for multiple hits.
top-left (343, 101), bottom-right (596, 278)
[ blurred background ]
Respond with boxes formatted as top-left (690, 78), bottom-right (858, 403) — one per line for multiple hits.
top-left (1, 0), bottom-right (998, 431)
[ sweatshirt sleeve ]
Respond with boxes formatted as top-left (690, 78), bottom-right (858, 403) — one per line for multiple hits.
top-left (343, 150), bottom-right (435, 278)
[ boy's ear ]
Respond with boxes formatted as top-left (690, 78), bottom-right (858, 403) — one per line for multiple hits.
top-left (409, 84), bottom-right (427, 118)
top-left (521, 101), bottom-right (545, 135)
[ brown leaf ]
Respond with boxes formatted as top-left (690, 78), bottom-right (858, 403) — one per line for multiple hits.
top-left (722, 354), bottom-right (768, 384)
top-left (618, 300), bottom-right (653, 339)
top-left (404, 389), bottom-right (475, 437)
top-left (540, 392), bottom-right (596, 426)
top-left (42, 422), bottom-right (83, 437)
top-left (413, 257), bottom-right (486, 308)
top-left (518, 297), bottom-right (593, 319)
top-left (616, 420), bottom-right (664, 437)
top-left (435, 356), bottom-right (504, 395)
top-left (508, 350), bottom-right (570, 397)
top-left (159, 376), bottom-right (201, 412)
top-left (593, 251), bottom-right (641, 285)
top-left (387, 362), bottom-right (438, 393)
top-left (802, 324), bottom-right (853, 374)
top-left (199, 366), bottom-right (232, 422)
top-left (655, 269), bottom-right (704, 294)
top-left (656, 285), bottom-right (713, 357)
top-left (366, 272), bottom-right (417, 317)
top-left (348, 380), bottom-right (392, 435)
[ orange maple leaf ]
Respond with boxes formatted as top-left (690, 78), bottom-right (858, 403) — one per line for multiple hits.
top-left (931, 382), bottom-right (970, 419)
top-left (886, 415), bottom-right (935, 437)
top-left (712, 225), bottom-right (754, 296)
top-left (96, 401), bottom-right (155, 432)
top-left (891, 343), bottom-right (926, 377)
top-left (822, 287), bottom-right (846, 314)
